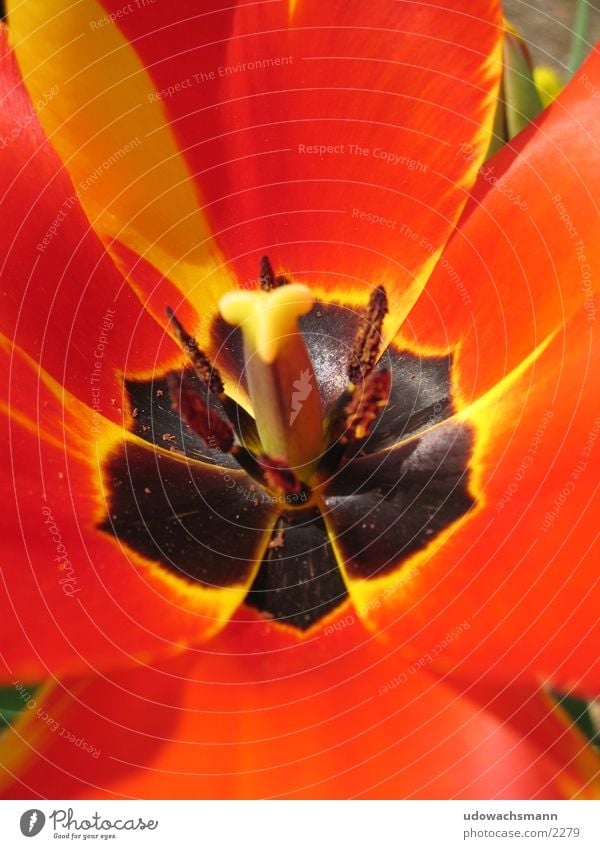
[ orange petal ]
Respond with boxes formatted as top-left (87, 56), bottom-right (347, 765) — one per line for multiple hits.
top-left (10, 1), bottom-right (503, 334)
top-left (150, 0), bottom-right (503, 331)
top-left (0, 338), bottom-right (277, 680)
top-left (1, 620), bottom-right (597, 799)
top-left (108, 0), bottom-right (506, 360)
top-left (6, 4), bottom-right (236, 315)
top-left (348, 307), bottom-right (600, 696)
top-left (352, 51), bottom-right (600, 694)
top-left (0, 27), bottom-right (178, 421)
top-left (403, 49), bottom-right (600, 404)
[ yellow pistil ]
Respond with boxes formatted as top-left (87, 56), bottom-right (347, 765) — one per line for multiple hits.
top-left (219, 284), bottom-right (324, 480)
top-left (220, 284), bottom-right (313, 364)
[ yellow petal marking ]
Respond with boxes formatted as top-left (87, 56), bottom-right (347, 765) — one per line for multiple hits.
top-left (7, 0), bottom-right (235, 308)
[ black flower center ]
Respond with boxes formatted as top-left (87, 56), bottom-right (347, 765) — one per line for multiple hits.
top-left (100, 271), bottom-right (475, 631)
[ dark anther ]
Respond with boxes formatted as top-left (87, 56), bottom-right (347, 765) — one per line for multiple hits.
top-left (342, 368), bottom-right (391, 445)
top-left (167, 372), bottom-right (307, 497)
top-left (348, 286), bottom-right (389, 384)
top-left (259, 256), bottom-right (275, 290)
top-left (166, 307), bottom-right (224, 396)
top-left (259, 255), bottom-right (288, 291)
top-left (167, 371), bottom-right (234, 452)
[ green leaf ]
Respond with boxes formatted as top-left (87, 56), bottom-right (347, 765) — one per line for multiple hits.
top-left (0, 684), bottom-right (39, 729)
top-left (487, 79), bottom-right (508, 159)
top-left (553, 691), bottom-right (599, 745)
top-left (502, 25), bottom-right (543, 139)
top-left (487, 22), bottom-right (544, 160)
top-left (569, 0), bottom-right (592, 77)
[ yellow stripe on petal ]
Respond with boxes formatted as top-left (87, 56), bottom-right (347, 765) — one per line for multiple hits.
top-left (7, 0), bottom-right (235, 309)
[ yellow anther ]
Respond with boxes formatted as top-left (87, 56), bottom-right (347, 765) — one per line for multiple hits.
top-left (219, 284), bottom-right (314, 364)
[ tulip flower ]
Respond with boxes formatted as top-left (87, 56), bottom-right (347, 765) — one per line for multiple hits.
top-left (0, 1), bottom-right (599, 799)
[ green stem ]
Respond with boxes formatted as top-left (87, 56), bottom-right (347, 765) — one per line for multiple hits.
top-left (569, 0), bottom-right (591, 77)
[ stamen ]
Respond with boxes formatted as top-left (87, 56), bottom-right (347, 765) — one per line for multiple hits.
top-left (168, 372), bottom-right (311, 501)
top-left (342, 368), bottom-right (391, 445)
top-left (167, 307), bottom-right (261, 451)
top-left (259, 255), bottom-right (288, 291)
top-left (167, 371), bottom-right (234, 452)
top-left (257, 455), bottom-right (303, 494)
top-left (257, 455), bottom-right (312, 504)
top-left (167, 371), bottom-right (306, 498)
top-left (348, 286), bottom-right (389, 384)
top-left (166, 307), bottom-right (224, 396)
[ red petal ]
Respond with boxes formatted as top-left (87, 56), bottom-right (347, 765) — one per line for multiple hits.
top-left (0, 340), bottom-right (276, 680)
top-left (0, 28), bottom-right (178, 422)
top-left (403, 49), bottom-right (600, 403)
top-left (1, 619), bottom-right (597, 799)
top-left (355, 52), bottom-right (600, 694)
top-left (351, 307), bottom-right (600, 695)
top-left (94, 0), bottom-right (502, 327)
top-left (6, 8), bottom-right (235, 314)
top-left (465, 684), bottom-right (600, 799)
